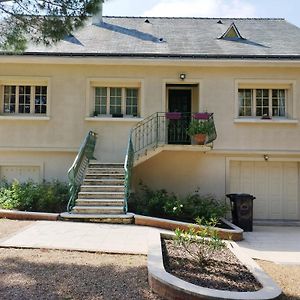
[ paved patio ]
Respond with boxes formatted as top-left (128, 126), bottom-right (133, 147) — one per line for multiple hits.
top-left (0, 221), bottom-right (299, 264)
top-left (0, 221), bottom-right (169, 255)
top-left (237, 226), bottom-right (300, 264)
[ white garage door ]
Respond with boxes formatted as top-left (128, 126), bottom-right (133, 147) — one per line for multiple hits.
top-left (0, 166), bottom-right (40, 183)
top-left (230, 161), bottom-right (299, 220)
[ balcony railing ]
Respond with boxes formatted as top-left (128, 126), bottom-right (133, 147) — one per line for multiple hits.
top-left (130, 112), bottom-right (217, 156)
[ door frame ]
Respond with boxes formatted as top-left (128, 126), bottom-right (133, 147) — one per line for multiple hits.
top-left (161, 79), bottom-right (203, 112)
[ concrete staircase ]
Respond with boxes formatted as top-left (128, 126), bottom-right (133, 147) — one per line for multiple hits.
top-left (60, 162), bottom-right (134, 223)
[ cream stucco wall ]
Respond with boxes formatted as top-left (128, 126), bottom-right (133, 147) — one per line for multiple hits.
top-left (0, 59), bottom-right (300, 181)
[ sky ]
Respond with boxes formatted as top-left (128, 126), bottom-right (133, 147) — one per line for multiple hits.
top-left (102, 0), bottom-right (300, 28)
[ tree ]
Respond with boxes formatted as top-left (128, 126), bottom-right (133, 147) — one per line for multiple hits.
top-left (0, 0), bottom-right (103, 52)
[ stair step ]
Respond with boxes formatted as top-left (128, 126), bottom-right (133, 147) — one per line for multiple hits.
top-left (60, 212), bottom-right (134, 224)
top-left (72, 206), bottom-right (124, 214)
top-left (89, 163), bottom-right (124, 168)
top-left (76, 199), bottom-right (124, 206)
top-left (86, 168), bottom-right (124, 174)
top-left (85, 174), bottom-right (125, 179)
top-left (81, 185), bottom-right (125, 192)
top-left (83, 179), bottom-right (124, 186)
top-left (78, 191), bottom-right (124, 199)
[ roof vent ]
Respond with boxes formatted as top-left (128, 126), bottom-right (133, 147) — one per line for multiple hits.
top-left (219, 22), bottom-right (245, 40)
top-left (217, 20), bottom-right (223, 24)
top-left (144, 18), bottom-right (150, 23)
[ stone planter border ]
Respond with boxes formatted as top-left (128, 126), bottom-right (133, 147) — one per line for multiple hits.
top-left (148, 232), bottom-right (281, 300)
top-left (134, 214), bottom-right (243, 241)
top-left (0, 209), bottom-right (59, 221)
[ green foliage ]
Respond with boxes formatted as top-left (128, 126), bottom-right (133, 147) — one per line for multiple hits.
top-left (128, 183), bottom-right (229, 223)
top-left (187, 119), bottom-right (215, 136)
top-left (174, 217), bottom-right (225, 266)
top-left (180, 193), bottom-right (229, 222)
top-left (0, 180), bottom-right (68, 213)
top-left (0, 0), bottom-right (104, 52)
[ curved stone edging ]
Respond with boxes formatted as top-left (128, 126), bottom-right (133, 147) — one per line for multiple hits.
top-left (0, 209), bottom-right (59, 221)
top-left (134, 214), bottom-right (243, 241)
top-left (148, 232), bottom-right (282, 300)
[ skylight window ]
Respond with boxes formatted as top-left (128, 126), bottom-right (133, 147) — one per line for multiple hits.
top-left (219, 22), bottom-right (245, 40)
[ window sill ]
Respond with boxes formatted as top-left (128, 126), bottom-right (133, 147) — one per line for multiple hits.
top-left (85, 117), bottom-right (143, 122)
top-left (234, 118), bottom-right (298, 124)
top-left (0, 115), bottom-right (50, 121)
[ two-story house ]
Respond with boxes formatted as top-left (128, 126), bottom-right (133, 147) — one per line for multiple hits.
top-left (1, 6), bottom-right (300, 221)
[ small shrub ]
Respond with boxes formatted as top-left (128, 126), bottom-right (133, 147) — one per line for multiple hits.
top-left (181, 193), bottom-right (229, 222)
top-left (174, 217), bottom-right (225, 267)
top-left (128, 184), bottom-right (229, 223)
top-left (0, 180), bottom-right (68, 213)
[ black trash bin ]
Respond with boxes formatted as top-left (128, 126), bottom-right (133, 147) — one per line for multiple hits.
top-left (226, 193), bottom-right (255, 232)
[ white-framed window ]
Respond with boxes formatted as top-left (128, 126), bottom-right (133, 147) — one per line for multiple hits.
top-left (238, 88), bottom-right (287, 118)
top-left (2, 84), bottom-right (47, 115)
top-left (94, 87), bottom-right (139, 117)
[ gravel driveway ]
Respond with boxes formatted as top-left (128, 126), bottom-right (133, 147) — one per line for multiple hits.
top-left (0, 219), bottom-right (161, 300)
top-left (0, 219), bottom-right (299, 300)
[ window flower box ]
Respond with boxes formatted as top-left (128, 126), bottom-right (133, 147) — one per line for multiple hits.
top-left (166, 112), bottom-right (182, 120)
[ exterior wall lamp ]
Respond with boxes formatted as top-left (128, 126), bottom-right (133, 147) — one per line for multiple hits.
top-left (263, 154), bottom-right (269, 161)
top-left (179, 73), bottom-right (186, 80)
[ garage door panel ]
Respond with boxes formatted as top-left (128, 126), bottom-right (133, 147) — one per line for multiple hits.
top-left (268, 164), bottom-right (283, 219)
top-left (230, 161), bottom-right (241, 193)
top-left (283, 163), bottom-right (298, 220)
top-left (230, 161), bottom-right (299, 220)
top-left (240, 162), bottom-right (254, 194)
top-left (0, 166), bottom-right (40, 183)
top-left (254, 163), bottom-right (268, 219)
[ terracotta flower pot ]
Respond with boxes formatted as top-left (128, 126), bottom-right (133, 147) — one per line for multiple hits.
top-left (193, 133), bottom-right (206, 145)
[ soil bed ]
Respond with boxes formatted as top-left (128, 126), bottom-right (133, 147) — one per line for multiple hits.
top-left (162, 238), bottom-right (262, 292)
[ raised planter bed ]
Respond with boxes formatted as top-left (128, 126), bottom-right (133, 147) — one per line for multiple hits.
top-left (148, 232), bottom-right (281, 300)
top-left (0, 209), bottom-right (59, 221)
top-left (134, 214), bottom-right (243, 241)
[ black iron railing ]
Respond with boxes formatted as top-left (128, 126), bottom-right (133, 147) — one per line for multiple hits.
top-left (130, 112), bottom-right (216, 156)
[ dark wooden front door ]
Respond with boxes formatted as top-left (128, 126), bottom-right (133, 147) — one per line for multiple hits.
top-left (168, 89), bottom-right (192, 144)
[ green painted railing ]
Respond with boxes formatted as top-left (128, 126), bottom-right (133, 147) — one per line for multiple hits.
top-left (67, 131), bottom-right (97, 212)
top-left (124, 130), bottom-right (134, 213)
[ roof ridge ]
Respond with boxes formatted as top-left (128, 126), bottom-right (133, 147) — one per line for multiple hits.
top-left (102, 16), bottom-right (286, 21)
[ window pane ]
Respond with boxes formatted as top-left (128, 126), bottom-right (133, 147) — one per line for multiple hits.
top-left (19, 85), bottom-right (31, 114)
top-left (34, 86), bottom-right (47, 114)
top-left (95, 87), bottom-right (107, 115)
top-left (272, 89), bottom-right (285, 117)
top-left (126, 88), bottom-right (138, 116)
top-left (256, 89), bottom-right (269, 117)
top-left (110, 88), bottom-right (122, 115)
top-left (3, 85), bottom-right (16, 113)
top-left (238, 89), bottom-right (252, 116)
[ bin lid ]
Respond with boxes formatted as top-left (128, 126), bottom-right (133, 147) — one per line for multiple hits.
top-left (226, 193), bottom-right (256, 200)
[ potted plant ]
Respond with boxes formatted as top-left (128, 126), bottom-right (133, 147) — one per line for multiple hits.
top-left (187, 120), bottom-right (214, 145)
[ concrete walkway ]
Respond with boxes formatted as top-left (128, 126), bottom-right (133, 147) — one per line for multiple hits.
top-left (0, 221), bottom-right (170, 255)
top-left (237, 226), bottom-right (300, 264)
top-left (0, 221), bottom-right (299, 264)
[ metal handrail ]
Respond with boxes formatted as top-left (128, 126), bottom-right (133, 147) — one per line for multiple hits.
top-left (130, 112), bottom-right (217, 156)
top-left (124, 129), bottom-right (134, 213)
top-left (67, 131), bottom-right (97, 212)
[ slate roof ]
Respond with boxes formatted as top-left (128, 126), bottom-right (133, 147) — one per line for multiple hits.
top-left (13, 17), bottom-right (300, 59)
